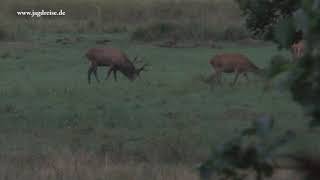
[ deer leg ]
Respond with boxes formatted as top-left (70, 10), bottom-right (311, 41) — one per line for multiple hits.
top-left (113, 69), bottom-right (117, 81)
top-left (232, 71), bottom-right (241, 86)
top-left (210, 71), bottom-right (218, 84)
top-left (93, 67), bottom-right (100, 83)
top-left (217, 71), bottom-right (223, 85)
top-left (88, 66), bottom-right (95, 84)
top-left (106, 67), bottom-right (113, 80)
top-left (213, 70), bottom-right (222, 85)
top-left (211, 69), bottom-right (222, 86)
top-left (244, 73), bottom-right (249, 82)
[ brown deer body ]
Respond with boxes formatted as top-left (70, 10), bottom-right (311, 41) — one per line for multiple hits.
top-left (209, 53), bottom-right (260, 86)
top-left (291, 40), bottom-right (305, 61)
top-left (85, 47), bottom-right (148, 84)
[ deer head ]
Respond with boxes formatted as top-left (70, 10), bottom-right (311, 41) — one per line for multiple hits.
top-left (132, 56), bottom-right (142, 64)
top-left (133, 56), bottom-right (149, 78)
top-left (124, 56), bottom-right (150, 81)
top-left (135, 63), bottom-right (149, 77)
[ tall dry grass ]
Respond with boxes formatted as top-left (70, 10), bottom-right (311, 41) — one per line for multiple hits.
top-left (0, 150), bottom-right (198, 180)
top-left (0, 150), bottom-right (307, 180)
top-left (0, 0), bottom-right (246, 41)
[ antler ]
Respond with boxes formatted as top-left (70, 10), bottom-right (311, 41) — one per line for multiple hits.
top-left (136, 63), bottom-right (150, 77)
top-left (132, 56), bottom-right (143, 64)
top-left (132, 56), bottom-right (138, 63)
top-left (139, 63), bottom-right (150, 71)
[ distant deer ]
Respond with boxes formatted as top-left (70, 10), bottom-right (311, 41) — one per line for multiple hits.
top-left (85, 47), bottom-right (149, 84)
top-left (291, 40), bottom-right (305, 61)
top-left (209, 53), bottom-right (261, 86)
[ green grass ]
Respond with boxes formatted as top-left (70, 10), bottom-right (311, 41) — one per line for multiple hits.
top-left (0, 32), bottom-right (313, 162)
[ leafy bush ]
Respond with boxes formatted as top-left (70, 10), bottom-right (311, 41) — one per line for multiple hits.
top-left (103, 24), bottom-right (128, 33)
top-left (0, 22), bottom-right (29, 41)
top-left (198, 115), bottom-right (295, 180)
top-left (131, 21), bottom-right (250, 42)
top-left (235, 0), bottom-right (300, 40)
top-left (236, 0), bottom-right (320, 127)
top-left (289, 0), bottom-right (320, 127)
top-left (131, 21), bottom-right (180, 42)
top-left (265, 54), bottom-right (292, 80)
top-left (291, 54), bottom-right (320, 127)
top-left (201, 1), bottom-right (320, 179)
top-left (0, 24), bottom-right (13, 41)
top-left (223, 26), bottom-right (250, 41)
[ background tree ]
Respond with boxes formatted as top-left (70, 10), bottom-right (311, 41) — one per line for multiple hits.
top-left (237, 0), bottom-right (320, 126)
top-left (235, 0), bottom-right (301, 46)
top-left (199, 1), bottom-right (320, 179)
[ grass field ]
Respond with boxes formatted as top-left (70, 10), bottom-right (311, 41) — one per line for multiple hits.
top-left (0, 32), bottom-right (317, 179)
top-left (0, 0), bottom-right (319, 179)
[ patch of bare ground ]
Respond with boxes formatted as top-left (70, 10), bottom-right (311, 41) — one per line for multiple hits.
top-left (216, 169), bottom-right (304, 180)
top-left (0, 41), bottom-right (37, 50)
top-left (152, 38), bottom-right (272, 49)
top-left (153, 39), bottom-right (224, 49)
top-left (55, 36), bottom-right (86, 45)
top-left (267, 169), bottom-right (304, 180)
top-left (219, 108), bottom-right (261, 121)
top-left (163, 111), bottom-right (181, 119)
top-left (236, 38), bottom-right (273, 47)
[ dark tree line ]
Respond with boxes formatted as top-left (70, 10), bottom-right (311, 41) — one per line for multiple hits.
top-left (237, 0), bottom-right (320, 128)
top-left (199, 1), bottom-right (320, 180)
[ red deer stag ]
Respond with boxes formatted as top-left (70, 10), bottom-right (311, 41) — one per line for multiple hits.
top-left (209, 53), bottom-right (261, 86)
top-left (86, 47), bottom-right (148, 84)
top-left (291, 40), bottom-right (305, 61)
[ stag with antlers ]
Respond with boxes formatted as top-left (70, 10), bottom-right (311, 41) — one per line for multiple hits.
top-left (85, 47), bottom-right (149, 84)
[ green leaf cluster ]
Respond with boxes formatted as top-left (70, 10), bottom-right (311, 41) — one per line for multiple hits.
top-left (198, 116), bottom-right (295, 180)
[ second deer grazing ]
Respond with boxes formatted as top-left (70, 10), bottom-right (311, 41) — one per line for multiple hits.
top-left (85, 47), bottom-right (149, 84)
top-left (209, 53), bottom-right (261, 86)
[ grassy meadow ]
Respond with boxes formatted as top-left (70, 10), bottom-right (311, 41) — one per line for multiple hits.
top-left (0, 0), bottom-right (318, 179)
